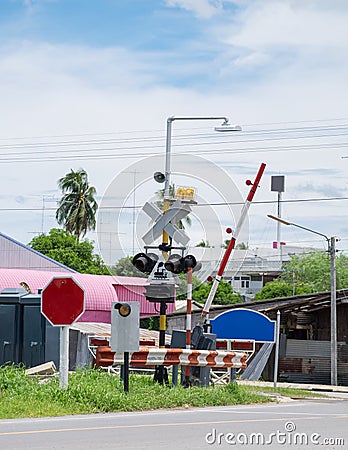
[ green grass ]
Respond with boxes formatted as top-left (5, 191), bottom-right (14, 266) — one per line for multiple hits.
top-left (0, 365), bottom-right (271, 419)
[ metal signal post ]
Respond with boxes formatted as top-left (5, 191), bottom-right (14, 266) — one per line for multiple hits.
top-left (136, 115), bottom-right (242, 384)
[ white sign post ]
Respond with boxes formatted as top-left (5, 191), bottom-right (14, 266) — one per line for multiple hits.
top-left (60, 326), bottom-right (69, 389)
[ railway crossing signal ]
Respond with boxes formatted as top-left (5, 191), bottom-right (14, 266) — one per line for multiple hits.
top-left (164, 254), bottom-right (197, 274)
top-left (142, 201), bottom-right (190, 247)
top-left (132, 252), bottom-right (158, 274)
top-left (111, 302), bottom-right (140, 393)
top-left (144, 283), bottom-right (175, 303)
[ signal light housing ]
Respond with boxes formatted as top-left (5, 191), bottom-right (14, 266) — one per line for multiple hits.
top-left (164, 254), bottom-right (197, 274)
top-left (114, 302), bottom-right (131, 317)
top-left (132, 252), bottom-right (159, 274)
top-left (145, 283), bottom-right (175, 303)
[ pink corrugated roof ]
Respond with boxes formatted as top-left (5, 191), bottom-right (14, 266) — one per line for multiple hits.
top-left (0, 269), bottom-right (175, 322)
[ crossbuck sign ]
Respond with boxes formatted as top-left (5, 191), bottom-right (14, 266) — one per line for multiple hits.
top-left (142, 200), bottom-right (191, 246)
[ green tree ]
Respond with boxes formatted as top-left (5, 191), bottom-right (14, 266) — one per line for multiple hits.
top-left (236, 242), bottom-right (248, 250)
top-left (195, 240), bottom-right (210, 248)
top-left (254, 280), bottom-right (312, 300)
top-left (190, 279), bottom-right (242, 305)
top-left (28, 228), bottom-right (109, 274)
top-left (112, 256), bottom-right (146, 277)
top-left (140, 316), bottom-right (160, 331)
top-left (280, 251), bottom-right (348, 292)
top-left (222, 240), bottom-right (248, 249)
top-left (254, 251), bottom-right (348, 300)
top-left (56, 168), bottom-right (98, 241)
top-left (174, 273), bottom-right (202, 300)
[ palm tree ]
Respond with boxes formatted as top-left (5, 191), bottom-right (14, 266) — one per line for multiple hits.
top-left (56, 169), bottom-right (98, 241)
top-left (195, 240), bottom-right (210, 248)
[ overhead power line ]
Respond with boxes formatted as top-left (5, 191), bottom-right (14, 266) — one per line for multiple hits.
top-left (0, 117), bottom-right (347, 142)
top-left (0, 122), bottom-right (347, 163)
top-left (0, 136), bottom-right (347, 163)
top-left (0, 123), bottom-right (347, 150)
top-left (0, 195), bottom-right (347, 212)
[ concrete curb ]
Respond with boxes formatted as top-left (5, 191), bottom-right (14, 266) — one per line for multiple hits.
top-left (238, 380), bottom-right (348, 393)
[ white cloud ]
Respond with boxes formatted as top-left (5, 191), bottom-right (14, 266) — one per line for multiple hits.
top-left (223, 1), bottom-right (348, 50)
top-left (1, 2), bottom-right (348, 249)
top-left (0, 42), bottom-right (156, 92)
top-left (165, 0), bottom-right (223, 18)
top-left (225, 51), bottom-right (270, 69)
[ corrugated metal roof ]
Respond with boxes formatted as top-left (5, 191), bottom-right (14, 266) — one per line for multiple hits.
top-left (0, 268), bottom-right (175, 322)
top-left (168, 289), bottom-right (348, 319)
top-left (70, 322), bottom-right (111, 335)
top-left (0, 231), bottom-right (76, 273)
top-left (70, 321), bottom-right (171, 346)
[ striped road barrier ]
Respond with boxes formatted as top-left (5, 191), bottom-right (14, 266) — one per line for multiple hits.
top-left (111, 348), bottom-right (247, 369)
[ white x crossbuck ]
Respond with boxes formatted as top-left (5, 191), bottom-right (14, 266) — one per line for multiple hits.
top-left (142, 200), bottom-right (191, 246)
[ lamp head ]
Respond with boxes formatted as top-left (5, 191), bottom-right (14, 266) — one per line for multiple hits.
top-left (215, 123), bottom-right (242, 132)
top-left (267, 214), bottom-right (291, 226)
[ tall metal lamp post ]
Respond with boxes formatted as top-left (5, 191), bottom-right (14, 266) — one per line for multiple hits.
top-left (154, 116), bottom-right (241, 383)
top-left (161, 115), bottom-right (242, 260)
top-left (163, 116), bottom-right (241, 207)
top-left (267, 214), bottom-right (338, 386)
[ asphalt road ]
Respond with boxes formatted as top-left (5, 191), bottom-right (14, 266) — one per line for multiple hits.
top-left (0, 397), bottom-right (347, 450)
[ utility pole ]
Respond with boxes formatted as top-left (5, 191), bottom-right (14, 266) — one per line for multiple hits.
top-left (271, 176), bottom-right (285, 264)
top-left (268, 215), bottom-right (338, 386)
top-left (273, 310), bottom-right (281, 388)
top-left (330, 236), bottom-right (337, 386)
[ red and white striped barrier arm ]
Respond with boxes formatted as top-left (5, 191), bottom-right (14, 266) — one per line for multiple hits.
top-left (201, 163), bottom-right (266, 323)
top-left (113, 348), bottom-right (247, 369)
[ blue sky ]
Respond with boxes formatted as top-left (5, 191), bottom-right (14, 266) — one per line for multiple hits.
top-left (0, 0), bottom-right (310, 92)
top-left (1, 0), bottom-right (348, 263)
top-left (1, 0), bottom-right (235, 89)
top-left (1, 1), bottom-right (183, 48)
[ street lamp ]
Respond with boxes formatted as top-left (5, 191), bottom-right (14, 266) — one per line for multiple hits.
top-left (153, 116), bottom-right (241, 385)
top-left (163, 116), bottom-right (242, 203)
top-left (267, 214), bottom-right (338, 386)
top-left (158, 116), bottom-right (242, 256)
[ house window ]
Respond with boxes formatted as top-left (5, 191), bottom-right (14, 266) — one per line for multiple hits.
top-left (251, 275), bottom-right (262, 282)
top-left (241, 276), bottom-right (250, 289)
top-left (233, 275), bottom-right (251, 289)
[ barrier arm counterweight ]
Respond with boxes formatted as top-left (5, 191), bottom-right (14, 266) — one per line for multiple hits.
top-left (200, 163), bottom-right (266, 325)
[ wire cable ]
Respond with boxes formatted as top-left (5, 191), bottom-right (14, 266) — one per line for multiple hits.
top-left (0, 195), bottom-right (347, 212)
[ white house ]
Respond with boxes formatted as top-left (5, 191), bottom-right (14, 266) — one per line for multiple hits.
top-left (189, 244), bottom-right (316, 300)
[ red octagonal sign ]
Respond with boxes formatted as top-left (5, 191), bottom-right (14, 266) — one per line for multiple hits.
top-left (41, 277), bottom-right (85, 326)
